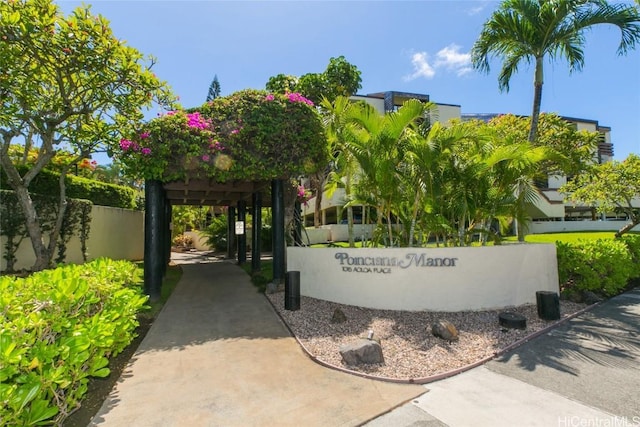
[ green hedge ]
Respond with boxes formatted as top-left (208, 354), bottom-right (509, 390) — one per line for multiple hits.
top-left (1, 190), bottom-right (93, 272)
top-left (1, 165), bottom-right (137, 209)
top-left (0, 259), bottom-right (148, 425)
top-left (557, 235), bottom-right (640, 296)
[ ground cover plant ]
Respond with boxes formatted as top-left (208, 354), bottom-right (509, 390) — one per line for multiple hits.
top-left (0, 259), bottom-right (149, 425)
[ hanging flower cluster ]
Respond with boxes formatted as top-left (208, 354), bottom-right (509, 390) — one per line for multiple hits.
top-left (265, 92), bottom-right (313, 106)
top-left (117, 89), bottom-right (327, 182)
top-left (186, 112), bottom-right (210, 130)
top-left (287, 92), bottom-right (314, 106)
top-left (119, 137), bottom-right (152, 156)
top-left (296, 184), bottom-right (312, 206)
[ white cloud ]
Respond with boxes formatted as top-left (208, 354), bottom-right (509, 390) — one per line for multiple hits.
top-left (405, 44), bottom-right (472, 80)
top-left (404, 51), bottom-right (436, 81)
top-left (434, 44), bottom-right (473, 76)
top-left (467, 4), bottom-right (486, 16)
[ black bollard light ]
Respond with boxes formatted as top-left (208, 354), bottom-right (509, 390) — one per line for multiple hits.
top-left (536, 291), bottom-right (560, 320)
top-left (285, 271), bottom-right (300, 311)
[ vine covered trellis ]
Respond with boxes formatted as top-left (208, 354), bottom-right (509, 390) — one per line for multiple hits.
top-left (116, 89), bottom-right (328, 183)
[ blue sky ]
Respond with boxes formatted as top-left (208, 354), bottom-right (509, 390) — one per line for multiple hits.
top-left (58, 1), bottom-right (639, 161)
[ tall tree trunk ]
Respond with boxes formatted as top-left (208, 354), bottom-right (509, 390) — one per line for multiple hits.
top-left (47, 169), bottom-right (70, 263)
top-left (528, 56), bottom-right (544, 144)
top-left (313, 188), bottom-right (323, 228)
top-left (15, 186), bottom-right (50, 270)
top-left (346, 174), bottom-right (354, 247)
top-left (0, 133), bottom-right (54, 271)
top-left (310, 172), bottom-right (325, 228)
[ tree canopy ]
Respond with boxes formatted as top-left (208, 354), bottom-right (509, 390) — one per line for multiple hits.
top-left (117, 89), bottom-right (328, 183)
top-left (472, 0), bottom-right (640, 143)
top-left (265, 56), bottom-right (362, 104)
top-left (0, 0), bottom-right (175, 270)
top-left (561, 154), bottom-right (640, 237)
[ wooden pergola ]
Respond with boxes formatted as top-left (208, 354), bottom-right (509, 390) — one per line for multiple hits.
top-left (143, 178), bottom-right (289, 302)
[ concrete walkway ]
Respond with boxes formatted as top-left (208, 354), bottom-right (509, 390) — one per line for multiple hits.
top-left (90, 251), bottom-right (640, 426)
top-left (89, 254), bottom-right (425, 427)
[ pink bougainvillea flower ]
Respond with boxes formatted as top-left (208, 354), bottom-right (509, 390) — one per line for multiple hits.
top-left (141, 147), bottom-right (152, 155)
top-left (287, 92), bottom-right (314, 106)
top-left (186, 112), bottom-right (209, 130)
top-left (139, 132), bottom-right (150, 139)
top-left (201, 154), bottom-right (210, 162)
top-left (119, 138), bottom-right (133, 150)
top-left (231, 129), bottom-right (239, 135)
top-left (265, 94), bottom-right (275, 101)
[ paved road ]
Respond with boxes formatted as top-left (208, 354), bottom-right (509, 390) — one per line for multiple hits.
top-left (366, 289), bottom-right (640, 427)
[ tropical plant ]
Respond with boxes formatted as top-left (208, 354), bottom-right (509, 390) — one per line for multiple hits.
top-left (560, 154), bottom-right (640, 237)
top-left (321, 96), bottom-right (359, 243)
top-left (0, 0), bottom-right (176, 271)
top-left (345, 99), bottom-right (429, 247)
top-left (472, 0), bottom-right (640, 143)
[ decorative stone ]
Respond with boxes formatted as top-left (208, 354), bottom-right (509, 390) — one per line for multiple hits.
top-left (339, 339), bottom-right (384, 365)
top-left (431, 320), bottom-right (459, 342)
top-left (331, 308), bottom-right (347, 323)
top-left (498, 312), bottom-right (527, 329)
top-left (583, 291), bottom-right (603, 305)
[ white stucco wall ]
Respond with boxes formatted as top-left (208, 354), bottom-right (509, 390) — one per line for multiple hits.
top-left (432, 103), bottom-right (461, 125)
top-left (287, 245), bottom-right (559, 312)
top-left (1, 206), bottom-right (144, 271)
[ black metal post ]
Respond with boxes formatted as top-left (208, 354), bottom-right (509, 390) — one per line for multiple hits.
top-left (251, 192), bottom-right (262, 273)
top-left (285, 270), bottom-right (300, 310)
top-left (271, 179), bottom-right (285, 284)
top-left (237, 200), bottom-right (247, 265)
top-left (294, 200), bottom-right (302, 246)
top-left (163, 197), bottom-right (171, 276)
top-left (144, 179), bottom-right (163, 302)
top-left (227, 206), bottom-right (236, 260)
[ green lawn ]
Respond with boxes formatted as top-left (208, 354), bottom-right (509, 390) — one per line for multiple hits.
top-left (305, 230), bottom-right (639, 248)
top-left (508, 231), bottom-right (638, 244)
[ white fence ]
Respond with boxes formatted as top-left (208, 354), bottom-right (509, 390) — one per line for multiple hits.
top-left (1, 206), bottom-right (144, 272)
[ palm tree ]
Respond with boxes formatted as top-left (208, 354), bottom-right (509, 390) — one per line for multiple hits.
top-left (321, 96), bottom-right (359, 246)
top-left (346, 99), bottom-right (428, 247)
top-left (472, 0), bottom-right (640, 143)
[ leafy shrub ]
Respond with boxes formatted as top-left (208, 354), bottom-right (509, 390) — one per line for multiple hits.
top-left (0, 259), bottom-right (148, 425)
top-left (620, 234), bottom-right (640, 280)
top-left (556, 239), bottom-right (634, 296)
top-left (203, 215), bottom-right (228, 252)
top-left (1, 165), bottom-right (137, 209)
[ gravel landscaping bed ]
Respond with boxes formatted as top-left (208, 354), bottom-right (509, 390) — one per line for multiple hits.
top-left (267, 293), bottom-right (587, 381)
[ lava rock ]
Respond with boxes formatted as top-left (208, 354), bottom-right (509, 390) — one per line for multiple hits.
top-left (431, 320), bottom-right (459, 342)
top-left (331, 308), bottom-right (347, 324)
top-left (339, 339), bottom-right (384, 365)
top-left (583, 291), bottom-right (604, 305)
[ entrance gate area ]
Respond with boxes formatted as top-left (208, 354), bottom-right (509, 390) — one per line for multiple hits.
top-left (143, 178), bottom-right (289, 301)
